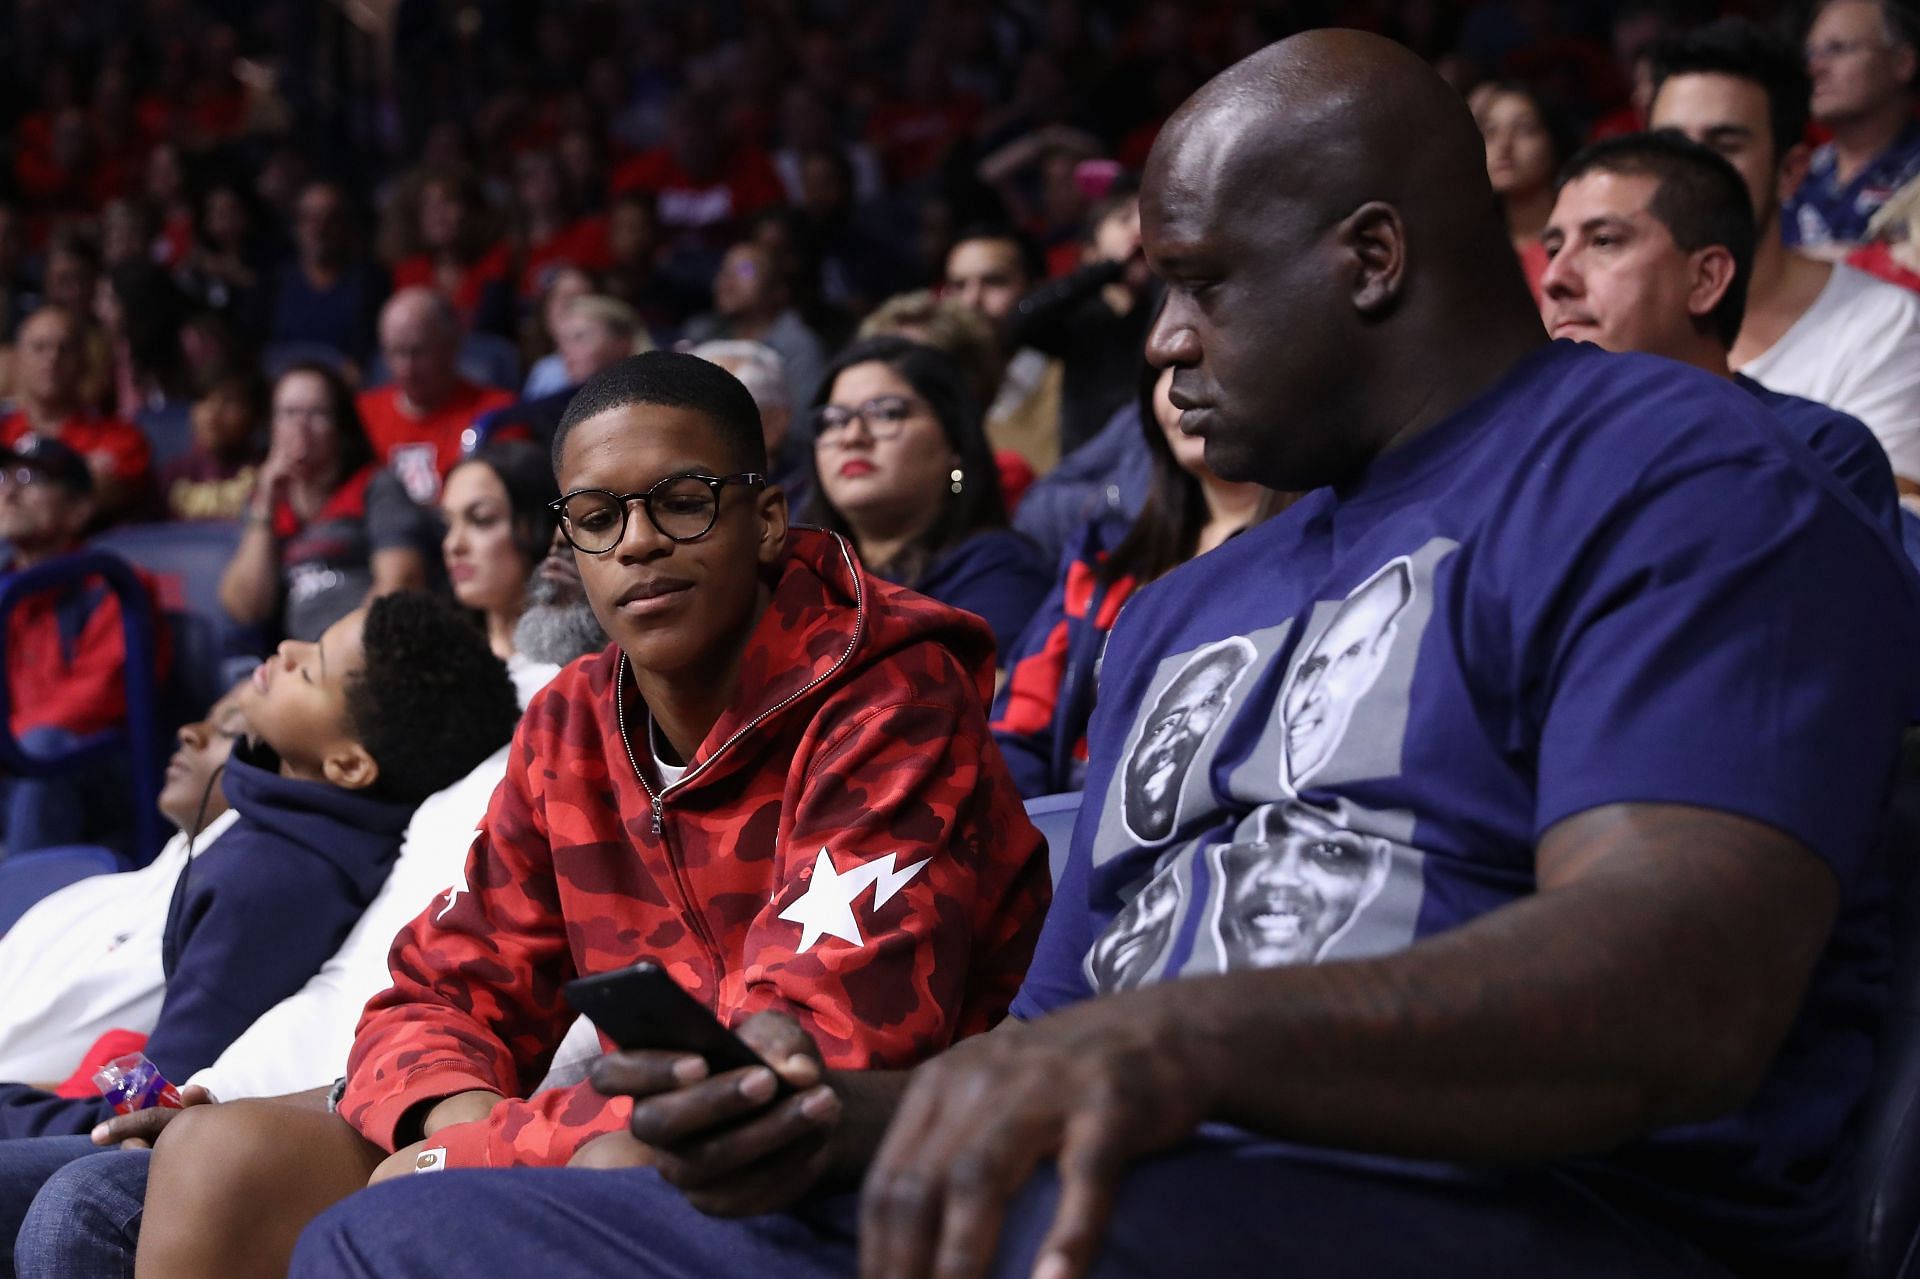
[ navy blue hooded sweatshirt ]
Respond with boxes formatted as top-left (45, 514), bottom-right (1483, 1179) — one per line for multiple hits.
top-left (0, 739), bottom-right (411, 1136)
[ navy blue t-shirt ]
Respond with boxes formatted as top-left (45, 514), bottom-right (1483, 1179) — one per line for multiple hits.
top-left (1739, 373), bottom-right (1903, 543)
top-left (1011, 341), bottom-right (1920, 1268)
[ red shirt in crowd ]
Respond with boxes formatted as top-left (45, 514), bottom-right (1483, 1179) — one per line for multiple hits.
top-left (6, 565), bottom-right (170, 740)
top-left (391, 243), bottom-right (515, 330)
top-left (519, 216), bottom-right (614, 298)
top-left (356, 381), bottom-right (516, 505)
top-left (0, 411), bottom-right (154, 495)
top-left (608, 146), bottom-right (783, 237)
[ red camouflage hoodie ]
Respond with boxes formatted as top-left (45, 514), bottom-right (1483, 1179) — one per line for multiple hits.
top-left (340, 528), bottom-right (1050, 1168)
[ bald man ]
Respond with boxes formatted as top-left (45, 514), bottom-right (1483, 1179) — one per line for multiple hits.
top-left (356, 288), bottom-right (514, 504)
top-left (290, 33), bottom-right (1919, 1279)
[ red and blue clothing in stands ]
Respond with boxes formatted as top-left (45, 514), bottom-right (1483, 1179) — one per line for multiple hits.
top-left (338, 528), bottom-right (1049, 1170)
top-left (991, 520), bottom-right (1140, 797)
top-left (277, 465), bottom-right (434, 643)
top-left (1785, 119), bottom-right (1920, 248)
top-left (1011, 342), bottom-right (1919, 1273)
top-left (3, 560), bottom-right (167, 741)
top-left (0, 739), bottom-right (409, 1137)
top-left (0, 412), bottom-right (152, 499)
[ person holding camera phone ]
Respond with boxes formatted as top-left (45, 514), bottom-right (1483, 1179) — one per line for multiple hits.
top-left (121, 351), bottom-right (1049, 1279)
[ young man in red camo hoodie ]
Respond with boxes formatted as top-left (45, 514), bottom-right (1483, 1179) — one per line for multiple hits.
top-left (130, 350), bottom-right (1050, 1278)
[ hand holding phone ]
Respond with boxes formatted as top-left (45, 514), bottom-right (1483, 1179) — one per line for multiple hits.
top-left (563, 960), bottom-right (793, 1097)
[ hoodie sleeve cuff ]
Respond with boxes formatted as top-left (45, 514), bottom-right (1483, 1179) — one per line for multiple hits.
top-left (344, 1065), bottom-right (505, 1152)
top-left (410, 1116), bottom-right (498, 1171)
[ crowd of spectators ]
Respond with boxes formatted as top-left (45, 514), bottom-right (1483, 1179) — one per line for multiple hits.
top-left (0, 0), bottom-right (1918, 1275)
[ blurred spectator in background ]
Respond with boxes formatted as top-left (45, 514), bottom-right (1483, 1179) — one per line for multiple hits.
top-left (690, 338), bottom-right (803, 496)
top-left (41, 229), bottom-right (102, 318)
top-left (601, 192), bottom-right (702, 341)
top-left (944, 225), bottom-right (1064, 475)
top-left (437, 441), bottom-right (558, 667)
top-left (1652, 20), bottom-right (1920, 492)
top-left (390, 170), bottom-right (514, 339)
top-left (993, 364), bottom-right (1278, 797)
top-left (773, 85), bottom-right (883, 208)
top-left (685, 241), bottom-right (829, 410)
top-left (268, 181), bottom-right (387, 370)
top-left (221, 363), bottom-right (432, 643)
top-left (160, 367), bottom-right (266, 521)
top-left (1785, 0), bottom-right (1920, 251)
top-left (1851, 175), bottom-right (1920, 290)
top-left (358, 289), bottom-right (515, 505)
top-left (98, 262), bottom-right (194, 444)
top-left (1008, 185), bottom-right (1158, 455)
top-left (520, 266), bottom-right (596, 401)
top-left (804, 336), bottom-right (1049, 659)
top-left (179, 181), bottom-right (267, 329)
top-left (484, 295), bottom-right (649, 449)
top-left (610, 93), bottom-right (784, 258)
top-left (1475, 81), bottom-right (1577, 300)
top-left (1, 307), bottom-right (151, 523)
top-left (0, 436), bottom-right (166, 855)
top-left (512, 151), bottom-right (612, 303)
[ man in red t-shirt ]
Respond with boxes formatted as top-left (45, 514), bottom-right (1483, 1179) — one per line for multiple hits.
top-left (0, 435), bottom-right (168, 851)
top-left (355, 288), bottom-right (514, 505)
top-left (608, 97), bottom-right (783, 249)
top-left (0, 307), bottom-right (152, 523)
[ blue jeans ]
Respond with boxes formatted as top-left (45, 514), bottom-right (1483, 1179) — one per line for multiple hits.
top-left (290, 1134), bottom-right (1732, 1279)
top-left (0, 1134), bottom-right (117, 1277)
top-left (12, 1146), bottom-right (145, 1279)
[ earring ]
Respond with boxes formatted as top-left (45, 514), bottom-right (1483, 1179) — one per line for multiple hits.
top-left (949, 468), bottom-right (964, 495)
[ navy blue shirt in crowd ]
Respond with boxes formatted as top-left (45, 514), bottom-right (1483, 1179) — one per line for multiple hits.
top-left (268, 260), bottom-right (388, 366)
top-left (1740, 373), bottom-right (1903, 543)
top-left (1010, 341), bottom-right (1920, 1271)
top-left (0, 740), bottom-right (411, 1136)
top-left (912, 529), bottom-right (1052, 663)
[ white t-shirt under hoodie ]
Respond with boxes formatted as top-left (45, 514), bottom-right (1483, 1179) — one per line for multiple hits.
top-left (1738, 263), bottom-right (1920, 485)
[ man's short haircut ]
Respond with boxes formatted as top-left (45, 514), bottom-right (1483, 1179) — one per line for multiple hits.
top-left (1814, 0), bottom-right (1920, 56)
top-left (690, 340), bottom-right (790, 413)
top-left (552, 351), bottom-right (768, 476)
top-left (345, 592), bottom-right (522, 804)
top-left (1650, 19), bottom-right (1810, 167)
top-left (949, 222), bottom-right (1046, 284)
top-left (1558, 131), bottom-right (1757, 347)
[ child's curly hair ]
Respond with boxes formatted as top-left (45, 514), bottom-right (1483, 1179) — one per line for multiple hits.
top-left (346, 592), bottom-right (522, 804)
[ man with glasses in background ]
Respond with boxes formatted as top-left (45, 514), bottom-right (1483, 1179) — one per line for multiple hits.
top-left (1785, 0), bottom-right (1920, 251)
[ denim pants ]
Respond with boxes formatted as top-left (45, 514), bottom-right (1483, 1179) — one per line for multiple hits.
top-left (0, 1134), bottom-right (140, 1279)
top-left (291, 1133), bottom-right (1734, 1279)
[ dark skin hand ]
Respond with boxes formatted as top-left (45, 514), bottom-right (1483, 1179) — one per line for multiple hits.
top-left (586, 803), bottom-right (1836, 1279)
top-left (88, 1083), bottom-right (332, 1149)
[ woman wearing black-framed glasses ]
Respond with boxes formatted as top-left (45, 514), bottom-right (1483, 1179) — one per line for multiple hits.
top-left (801, 336), bottom-right (1050, 661)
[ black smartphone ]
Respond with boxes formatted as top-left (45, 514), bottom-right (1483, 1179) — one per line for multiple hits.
top-left (563, 960), bottom-right (793, 1095)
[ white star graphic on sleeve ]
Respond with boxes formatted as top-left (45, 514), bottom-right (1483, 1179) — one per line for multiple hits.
top-left (779, 847), bottom-right (930, 953)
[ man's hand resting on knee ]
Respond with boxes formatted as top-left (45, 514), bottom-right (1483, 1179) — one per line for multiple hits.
top-left (89, 1083), bottom-right (219, 1149)
top-left (572, 1010), bottom-right (855, 1216)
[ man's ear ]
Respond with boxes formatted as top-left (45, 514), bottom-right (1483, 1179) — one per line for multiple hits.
top-left (320, 742), bottom-right (380, 792)
top-left (1894, 41), bottom-right (1917, 89)
top-left (1337, 201), bottom-right (1407, 318)
top-left (755, 482), bottom-right (789, 568)
top-left (1687, 245), bottom-right (1739, 321)
top-left (1776, 141), bottom-right (1813, 208)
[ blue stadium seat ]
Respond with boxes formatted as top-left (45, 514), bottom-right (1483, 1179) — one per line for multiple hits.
top-left (0, 844), bottom-right (127, 934)
top-left (1023, 792), bottom-right (1081, 887)
top-left (90, 521), bottom-right (267, 721)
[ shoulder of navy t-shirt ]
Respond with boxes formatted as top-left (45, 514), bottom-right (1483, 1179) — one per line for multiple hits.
top-left (1736, 373), bottom-right (1904, 543)
top-left (917, 528), bottom-right (1054, 658)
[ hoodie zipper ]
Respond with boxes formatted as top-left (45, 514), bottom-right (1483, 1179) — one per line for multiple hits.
top-left (613, 532), bottom-right (868, 1002)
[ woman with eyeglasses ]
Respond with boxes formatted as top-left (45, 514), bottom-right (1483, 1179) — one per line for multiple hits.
top-left (803, 336), bottom-right (1051, 660)
top-left (440, 441), bottom-right (559, 671)
top-left (219, 363), bottom-right (434, 643)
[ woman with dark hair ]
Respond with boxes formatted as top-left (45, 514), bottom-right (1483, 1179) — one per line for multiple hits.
top-left (991, 362), bottom-right (1281, 797)
top-left (220, 362), bottom-right (434, 642)
top-left (1473, 80), bottom-right (1577, 302)
top-left (439, 441), bottom-right (559, 670)
top-left (390, 167), bottom-right (514, 337)
top-left (805, 335), bottom-right (1051, 657)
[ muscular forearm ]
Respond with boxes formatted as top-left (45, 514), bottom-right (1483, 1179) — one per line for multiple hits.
top-left (1119, 805), bottom-right (1835, 1162)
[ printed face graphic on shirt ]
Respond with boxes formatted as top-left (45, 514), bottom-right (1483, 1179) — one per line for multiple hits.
top-left (1280, 560), bottom-right (1414, 790)
top-left (1208, 801), bottom-right (1393, 967)
top-left (1122, 638), bottom-right (1256, 844)
top-left (1084, 859), bottom-right (1186, 992)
